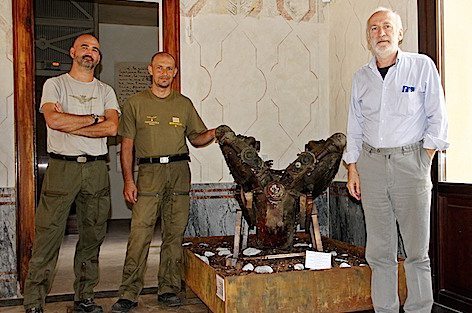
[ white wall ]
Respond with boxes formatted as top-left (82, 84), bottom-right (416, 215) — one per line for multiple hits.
top-left (180, 0), bottom-right (418, 183)
top-left (99, 23), bottom-right (158, 219)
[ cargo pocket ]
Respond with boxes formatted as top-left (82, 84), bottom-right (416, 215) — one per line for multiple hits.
top-left (37, 190), bottom-right (70, 229)
top-left (94, 186), bottom-right (111, 226)
top-left (171, 190), bottom-right (190, 233)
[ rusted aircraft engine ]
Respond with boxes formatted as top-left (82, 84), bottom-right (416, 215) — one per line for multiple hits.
top-left (216, 125), bottom-right (346, 248)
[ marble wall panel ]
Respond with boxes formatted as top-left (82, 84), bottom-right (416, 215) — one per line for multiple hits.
top-left (0, 0), bottom-right (15, 188)
top-left (0, 0), bottom-right (17, 299)
top-left (0, 187), bottom-right (17, 298)
top-left (185, 183), bottom-right (239, 237)
top-left (185, 182), bottom-right (329, 239)
top-left (329, 182), bottom-right (406, 257)
top-left (329, 182), bottom-right (366, 246)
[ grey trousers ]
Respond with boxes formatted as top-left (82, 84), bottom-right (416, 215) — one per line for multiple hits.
top-left (357, 141), bottom-right (434, 313)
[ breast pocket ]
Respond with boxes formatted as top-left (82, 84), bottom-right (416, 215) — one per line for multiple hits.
top-left (395, 91), bottom-right (424, 116)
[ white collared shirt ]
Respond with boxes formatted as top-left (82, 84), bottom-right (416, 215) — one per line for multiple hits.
top-left (343, 49), bottom-right (449, 164)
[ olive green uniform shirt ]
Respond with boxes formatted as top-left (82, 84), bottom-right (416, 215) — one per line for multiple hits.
top-left (119, 89), bottom-right (207, 157)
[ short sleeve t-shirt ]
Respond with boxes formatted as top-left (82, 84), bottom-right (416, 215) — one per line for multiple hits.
top-left (40, 73), bottom-right (120, 156)
top-left (118, 89), bottom-right (207, 158)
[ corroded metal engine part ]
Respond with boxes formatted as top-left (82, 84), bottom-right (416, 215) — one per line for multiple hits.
top-left (216, 125), bottom-right (346, 248)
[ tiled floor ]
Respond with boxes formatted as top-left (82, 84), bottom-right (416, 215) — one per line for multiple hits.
top-left (50, 220), bottom-right (160, 294)
top-left (0, 220), bottom-right (209, 312)
top-left (0, 294), bottom-right (209, 313)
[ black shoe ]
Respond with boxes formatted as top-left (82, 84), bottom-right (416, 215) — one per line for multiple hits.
top-left (25, 308), bottom-right (43, 313)
top-left (157, 293), bottom-right (182, 307)
top-left (73, 298), bottom-right (103, 313)
top-left (111, 299), bottom-right (138, 313)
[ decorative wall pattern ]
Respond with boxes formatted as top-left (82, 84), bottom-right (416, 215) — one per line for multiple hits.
top-left (181, 0), bottom-right (418, 183)
top-left (0, 0), bottom-right (15, 188)
top-left (181, 0), bottom-right (331, 183)
top-left (180, 0), bottom-right (418, 250)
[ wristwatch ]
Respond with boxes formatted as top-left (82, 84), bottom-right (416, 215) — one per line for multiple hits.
top-left (91, 114), bottom-right (99, 125)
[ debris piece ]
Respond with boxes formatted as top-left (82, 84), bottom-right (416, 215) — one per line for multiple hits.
top-left (294, 263), bottom-right (305, 270)
top-left (242, 247), bottom-right (262, 256)
top-left (254, 266), bottom-right (274, 273)
top-left (204, 251), bottom-right (215, 257)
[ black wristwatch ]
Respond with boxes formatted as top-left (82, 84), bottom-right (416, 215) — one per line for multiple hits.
top-left (91, 114), bottom-right (99, 125)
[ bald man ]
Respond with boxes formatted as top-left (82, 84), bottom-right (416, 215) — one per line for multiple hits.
top-left (111, 52), bottom-right (215, 312)
top-left (23, 34), bottom-right (120, 313)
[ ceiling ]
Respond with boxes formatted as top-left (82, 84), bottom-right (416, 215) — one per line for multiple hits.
top-left (98, 0), bottom-right (158, 26)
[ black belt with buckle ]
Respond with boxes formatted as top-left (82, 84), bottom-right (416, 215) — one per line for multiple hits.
top-left (49, 153), bottom-right (108, 163)
top-left (138, 153), bottom-right (190, 165)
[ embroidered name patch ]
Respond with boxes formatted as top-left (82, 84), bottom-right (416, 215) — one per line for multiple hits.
top-left (145, 116), bottom-right (159, 126)
top-left (169, 116), bottom-right (183, 127)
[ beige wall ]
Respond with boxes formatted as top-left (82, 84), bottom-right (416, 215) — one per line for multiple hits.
top-left (181, 0), bottom-right (418, 183)
top-left (0, 0), bottom-right (14, 188)
top-left (443, 0), bottom-right (472, 183)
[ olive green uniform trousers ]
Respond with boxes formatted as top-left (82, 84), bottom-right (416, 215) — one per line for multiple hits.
top-left (118, 161), bottom-right (190, 301)
top-left (23, 159), bottom-right (110, 309)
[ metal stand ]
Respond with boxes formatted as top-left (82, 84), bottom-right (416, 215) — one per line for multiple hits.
top-left (309, 200), bottom-right (323, 252)
top-left (227, 191), bottom-right (252, 267)
top-left (300, 194), bottom-right (323, 252)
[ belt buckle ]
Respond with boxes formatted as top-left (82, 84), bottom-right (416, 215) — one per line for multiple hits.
top-left (160, 156), bottom-right (169, 164)
top-left (77, 156), bottom-right (87, 163)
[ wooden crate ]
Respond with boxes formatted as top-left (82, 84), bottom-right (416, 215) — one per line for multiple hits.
top-left (183, 237), bottom-right (407, 313)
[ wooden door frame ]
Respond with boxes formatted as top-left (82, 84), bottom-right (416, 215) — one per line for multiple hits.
top-left (12, 0), bottom-right (180, 292)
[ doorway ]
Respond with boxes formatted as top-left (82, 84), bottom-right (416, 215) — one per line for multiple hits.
top-left (33, 0), bottom-right (161, 295)
top-left (13, 0), bottom-right (180, 293)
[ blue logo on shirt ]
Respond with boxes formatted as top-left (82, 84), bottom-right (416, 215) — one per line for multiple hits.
top-left (402, 85), bottom-right (415, 92)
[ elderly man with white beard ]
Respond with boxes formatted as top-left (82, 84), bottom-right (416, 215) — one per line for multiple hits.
top-left (343, 7), bottom-right (448, 313)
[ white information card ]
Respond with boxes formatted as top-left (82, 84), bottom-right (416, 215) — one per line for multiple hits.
top-left (305, 250), bottom-right (332, 270)
top-left (216, 274), bottom-right (225, 301)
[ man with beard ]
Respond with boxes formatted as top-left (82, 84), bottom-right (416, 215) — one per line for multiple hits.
top-left (111, 52), bottom-right (215, 312)
top-left (23, 34), bottom-right (120, 313)
top-left (343, 7), bottom-right (448, 313)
